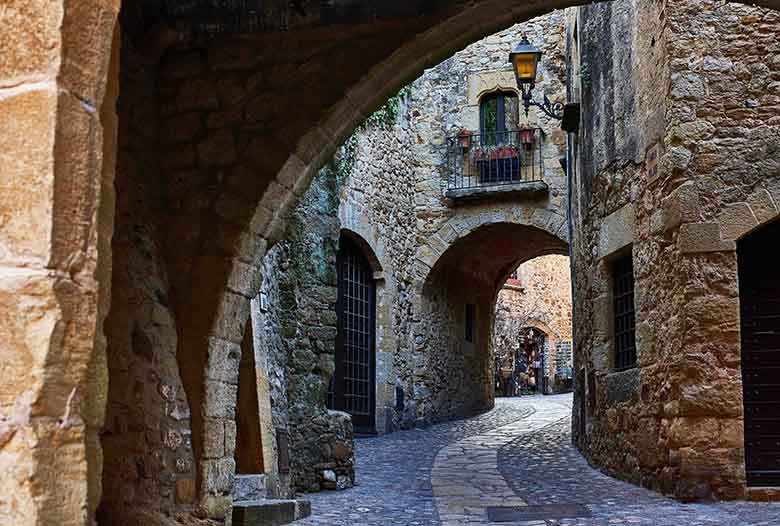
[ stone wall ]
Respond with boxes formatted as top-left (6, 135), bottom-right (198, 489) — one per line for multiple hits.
top-left (99, 32), bottom-right (200, 522)
top-left (569, 0), bottom-right (780, 501)
top-left (257, 152), bottom-right (356, 493)
top-left (340, 12), bottom-right (572, 430)
top-left (493, 254), bottom-right (573, 394)
top-left (256, 11), bottom-right (571, 492)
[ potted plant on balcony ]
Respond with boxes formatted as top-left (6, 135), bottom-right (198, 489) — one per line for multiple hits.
top-left (457, 129), bottom-right (472, 151)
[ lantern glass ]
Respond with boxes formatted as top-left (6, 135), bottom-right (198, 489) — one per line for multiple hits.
top-left (513, 54), bottom-right (538, 83)
top-left (508, 37), bottom-right (543, 86)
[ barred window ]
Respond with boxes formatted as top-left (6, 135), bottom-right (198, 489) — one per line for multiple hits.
top-left (613, 254), bottom-right (637, 370)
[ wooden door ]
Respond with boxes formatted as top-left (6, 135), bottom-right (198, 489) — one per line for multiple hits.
top-left (739, 219), bottom-right (780, 486)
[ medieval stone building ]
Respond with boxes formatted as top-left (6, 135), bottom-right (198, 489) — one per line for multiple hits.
top-left (1, 0), bottom-right (780, 525)
top-left (256, 12), bottom-right (569, 493)
top-left (494, 255), bottom-right (574, 396)
top-left (567, 0), bottom-right (780, 502)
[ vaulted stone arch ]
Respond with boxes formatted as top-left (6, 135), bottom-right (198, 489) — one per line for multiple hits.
top-left (415, 207), bottom-right (568, 292)
top-left (5, 0), bottom-right (780, 524)
top-left (339, 208), bottom-right (400, 433)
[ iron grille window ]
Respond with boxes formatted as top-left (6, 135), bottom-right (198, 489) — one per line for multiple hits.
top-left (332, 236), bottom-right (376, 431)
top-left (465, 304), bottom-right (475, 343)
top-left (613, 254), bottom-right (637, 370)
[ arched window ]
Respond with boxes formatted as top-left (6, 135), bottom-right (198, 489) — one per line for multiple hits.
top-left (479, 90), bottom-right (519, 146)
top-left (328, 234), bottom-right (377, 432)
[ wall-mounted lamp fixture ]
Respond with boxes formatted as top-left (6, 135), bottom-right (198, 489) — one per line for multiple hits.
top-left (508, 36), bottom-right (565, 121)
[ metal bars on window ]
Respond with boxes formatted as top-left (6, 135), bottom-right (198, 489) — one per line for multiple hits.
top-left (613, 255), bottom-right (637, 371)
top-left (334, 237), bottom-right (375, 429)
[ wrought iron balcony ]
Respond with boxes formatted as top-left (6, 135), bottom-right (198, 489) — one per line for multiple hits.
top-left (445, 129), bottom-right (548, 201)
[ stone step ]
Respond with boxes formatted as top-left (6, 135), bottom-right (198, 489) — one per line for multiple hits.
top-left (233, 474), bottom-right (267, 502)
top-left (232, 499), bottom-right (312, 526)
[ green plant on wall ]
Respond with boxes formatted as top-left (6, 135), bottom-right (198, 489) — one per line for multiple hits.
top-left (329, 84), bottom-right (412, 186)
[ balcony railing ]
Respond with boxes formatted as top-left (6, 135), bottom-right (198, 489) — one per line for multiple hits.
top-left (446, 129), bottom-right (545, 195)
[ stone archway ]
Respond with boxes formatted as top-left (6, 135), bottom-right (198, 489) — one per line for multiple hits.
top-left (405, 220), bottom-right (568, 424)
top-left (5, 0), bottom-right (780, 525)
top-left (338, 216), bottom-right (400, 434)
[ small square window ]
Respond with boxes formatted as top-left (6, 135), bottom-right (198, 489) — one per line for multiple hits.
top-left (612, 254), bottom-right (636, 370)
top-left (465, 304), bottom-right (475, 343)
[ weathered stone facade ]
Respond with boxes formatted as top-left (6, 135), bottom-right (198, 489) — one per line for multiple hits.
top-left (256, 156), bottom-right (356, 494)
top-left (4, 0), bottom-right (780, 524)
top-left (568, 0), bottom-right (780, 502)
top-left (257, 11), bottom-right (570, 492)
top-left (494, 255), bottom-right (573, 395)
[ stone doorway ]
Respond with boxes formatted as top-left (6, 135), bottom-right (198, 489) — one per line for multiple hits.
top-left (739, 218), bottom-right (780, 487)
top-left (329, 235), bottom-right (377, 433)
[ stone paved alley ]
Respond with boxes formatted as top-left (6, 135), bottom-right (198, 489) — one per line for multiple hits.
top-left (299, 395), bottom-right (780, 525)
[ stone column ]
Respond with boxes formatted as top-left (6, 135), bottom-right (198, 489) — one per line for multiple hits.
top-left (0, 1), bottom-right (119, 525)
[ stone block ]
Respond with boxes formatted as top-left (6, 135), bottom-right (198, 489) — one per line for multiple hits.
top-left (657, 182), bottom-right (700, 234)
top-left (202, 457), bottom-right (235, 494)
top-left (591, 343), bottom-right (610, 373)
top-left (213, 293), bottom-right (250, 345)
top-left (466, 70), bottom-right (517, 106)
top-left (717, 202), bottom-right (758, 241)
top-left (206, 337), bottom-right (241, 385)
top-left (592, 294), bottom-right (612, 346)
top-left (227, 259), bottom-right (263, 299)
top-left (598, 204), bottom-right (634, 259)
top-left (605, 368), bottom-right (639, 405)
top-left (203, 383), bottom-right (238, 419)
top-left (203, 419), bottom-right (225, 459)
top-left (199, 493), bottom-right (233, 520)
top-left (677, 223), bottom-right (735, 254)
top-left (233, 474), bottom-right (266, 502)
top-left (60, 0), bottom-right (119, 105)
top-left (175, 478), bottom-right (197, 505)
top-left (0, 88), bottom-right (57, 267)
top-left (224, 419), bottom-right (237, 455)
top-left (0, 0), bottom-right (61, 81)
top-left (747, 188), bottom-right (777, 225)
top-left (232, 499), bottom-right (298, 526)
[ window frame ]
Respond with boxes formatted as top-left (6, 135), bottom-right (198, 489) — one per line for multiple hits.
top-left (479, 90), bottom-right (518, 146)
top-left (612, 253), bottom-right (637, 371)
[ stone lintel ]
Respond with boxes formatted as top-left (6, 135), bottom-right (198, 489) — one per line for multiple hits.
top-left (444, 181), bottom-right (549, 203)
top-left (598, 204), bottom-right (635, 259)
top-left (678, 222), bottom-right (736, 254)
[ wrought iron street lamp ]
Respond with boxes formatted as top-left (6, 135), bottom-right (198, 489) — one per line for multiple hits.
top-left (508, 36), bottom-right (564, 120)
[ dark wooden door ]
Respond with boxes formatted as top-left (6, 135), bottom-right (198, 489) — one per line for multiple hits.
top-left (333, 236), bottom-right (376, 432)
top-left (739, 218), bottom-right (780, 486)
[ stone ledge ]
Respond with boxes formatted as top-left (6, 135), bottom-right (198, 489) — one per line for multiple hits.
top-left (233, 474), bottom-right (267, 502)
top-left (232, 498), bottom-right (311, 526)
top-left (444, 181), bottom-right (549, 203)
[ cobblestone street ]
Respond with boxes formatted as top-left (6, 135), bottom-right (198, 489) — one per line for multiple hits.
top-left (298, 395), bottom-right (780, 525)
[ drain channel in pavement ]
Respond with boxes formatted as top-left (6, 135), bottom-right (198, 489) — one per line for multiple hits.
top-left (487, 504), bottom-right (592, 522)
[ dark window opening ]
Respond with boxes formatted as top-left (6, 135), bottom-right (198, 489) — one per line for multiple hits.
top-left (479, 91), bottom-right (519, 146)
top-left (465, 303), bottom-right (475, 343)
top-left (612, 254), bottom-right (636, 371)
